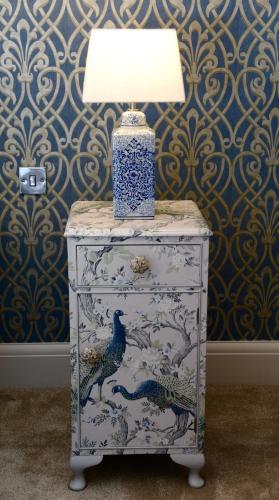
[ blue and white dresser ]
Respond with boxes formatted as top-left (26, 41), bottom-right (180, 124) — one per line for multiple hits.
top-left (65, 200), bottom-right (212, 490)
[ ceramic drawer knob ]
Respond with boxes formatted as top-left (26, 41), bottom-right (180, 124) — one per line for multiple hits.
top-left (130, 256), bottom-right (150, 274)
top-left (81, 347), bottom-right (102, 364)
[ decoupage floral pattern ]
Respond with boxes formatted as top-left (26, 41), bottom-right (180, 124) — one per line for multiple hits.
top-left (76, 240), bottom-right (201, 288)
top-left (69, 289), bottom-right (207, 455)
top-left (65, 200), bottom-right (212, 238)
top-left (67, 201), bottom-right (210, 457)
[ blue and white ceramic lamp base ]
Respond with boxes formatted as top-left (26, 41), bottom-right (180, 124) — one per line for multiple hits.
top-left (112, 110), bottom-right (155, 219)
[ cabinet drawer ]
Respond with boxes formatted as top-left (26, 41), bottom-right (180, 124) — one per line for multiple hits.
top-left (77, 291), bottom-right (199, 451)
top-left (76, 244), bottom-right (201, 287)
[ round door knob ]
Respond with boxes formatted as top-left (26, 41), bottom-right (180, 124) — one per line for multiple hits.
top-left (130, 256), bottom-right (150, 274)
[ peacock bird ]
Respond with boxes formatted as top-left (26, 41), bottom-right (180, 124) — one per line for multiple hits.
top-left (112, 375), bottom-right (196, 420)
top-left (80, 310), bottom-right (127, 407)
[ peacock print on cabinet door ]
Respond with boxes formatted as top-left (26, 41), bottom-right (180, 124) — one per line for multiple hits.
top-left (73, 291), bottom-right (202, 453)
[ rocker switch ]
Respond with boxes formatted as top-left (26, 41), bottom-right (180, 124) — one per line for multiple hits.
top-left (29, 175), bottom-right (36, 187)
top-left (19, 167), bottom-right (46, 195)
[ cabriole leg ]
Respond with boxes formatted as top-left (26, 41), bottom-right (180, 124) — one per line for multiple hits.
top-left (170, 453), bottom-right (205, 488)
top-left (69, 454), bottom-right (103, 491)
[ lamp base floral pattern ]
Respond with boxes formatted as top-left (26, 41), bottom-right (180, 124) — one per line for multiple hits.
top-left (112, 110), bottom-right (155, 219)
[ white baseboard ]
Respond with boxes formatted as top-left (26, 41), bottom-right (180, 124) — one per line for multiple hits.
top-left (0, 343), bottom-right (70, 388)
top-left (0, 341), bottom-right (279, 387)
top-left (207, 341), bottom-right (279, 384)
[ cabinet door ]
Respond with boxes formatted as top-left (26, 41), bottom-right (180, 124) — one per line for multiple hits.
top-left (76, 291), bottom-right (201, 453)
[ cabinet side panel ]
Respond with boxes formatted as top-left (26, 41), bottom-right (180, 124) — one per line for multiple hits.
top-left (198, 238), bottom-right (210, 452)
top-left (67, 238), bottom-right (80, 455)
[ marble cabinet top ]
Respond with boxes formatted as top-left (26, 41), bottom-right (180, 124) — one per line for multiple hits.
top-left (65, 200), bottom-right (212, 238)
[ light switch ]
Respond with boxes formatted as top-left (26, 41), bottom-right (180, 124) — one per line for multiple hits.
top-left (29, 175), bottom-right (36, 187)
top-left (19, 167), bottom-right (46, 195)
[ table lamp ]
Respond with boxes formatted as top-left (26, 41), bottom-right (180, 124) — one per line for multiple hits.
top-left (83, 29), bottom-right (185, 219)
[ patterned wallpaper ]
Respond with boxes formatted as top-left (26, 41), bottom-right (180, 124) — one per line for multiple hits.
top-left (0, 1), bottom-right (278, 342)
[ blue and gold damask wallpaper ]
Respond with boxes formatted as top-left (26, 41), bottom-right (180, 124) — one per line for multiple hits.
top-left (0, 1), bottom-right (278, 342)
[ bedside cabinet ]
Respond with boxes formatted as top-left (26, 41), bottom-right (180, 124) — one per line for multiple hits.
top-left (65, 200), bottom-right (212, 491)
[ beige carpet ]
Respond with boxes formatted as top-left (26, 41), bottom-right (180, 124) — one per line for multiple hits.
top-left (1, 386), bottom-right (279, 500)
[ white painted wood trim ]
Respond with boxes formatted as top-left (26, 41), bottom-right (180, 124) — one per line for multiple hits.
top-left (0, 343), bottom-right (70, 357)
top-left (0, 343), bottom-right (70, 388)
top-left (207, 341), bottom-right (279, 384)
top-left (207, 341), bottom-right (279, 355)
top-left (0, 341), bottom-right (279, 387)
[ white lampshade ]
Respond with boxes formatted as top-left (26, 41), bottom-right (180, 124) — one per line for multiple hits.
top-left (83, 29), bottom-right (185, 103)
